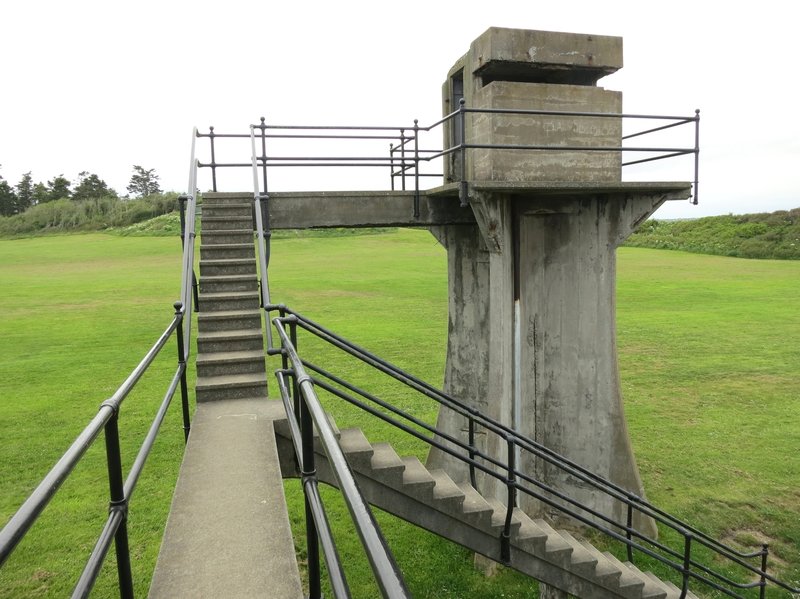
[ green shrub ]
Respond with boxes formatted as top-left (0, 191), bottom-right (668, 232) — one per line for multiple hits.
top-left (0, 193), bottom-right (180, 237)
top-left (627, 207), bottom-right (800, 260)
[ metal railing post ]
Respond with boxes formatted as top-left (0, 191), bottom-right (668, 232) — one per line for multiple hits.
top-left (290, 318), bottom-right (301, 426)
top-left (390, 142), bottom-right (396, 191)
top-left (468, 416), bottom-right (477, 490)
top-left (413, 120), bottom-right (420, 218)
top-left (299, 365), bottom-right (322, 599)
top-left (259, 117), bottom-right (268, 193)
top-left (693, 109), bottom-right (700, 205)
top-left (759, 544), bottom-right (769, 599)
top-left (680, 533), bottom-right (692, 599)
top-left (501, 435), bottom-right (517, 565)
top-left (208, 126), bottom-right (218, 192)
top-left (458, 99), bottom-right (467, 207)
top-left (101, 405), bottom-right (134, 599)
top-left (175, 301), bottom-right (191, 443)
top-left (626, 500), bottom-right (634, 562)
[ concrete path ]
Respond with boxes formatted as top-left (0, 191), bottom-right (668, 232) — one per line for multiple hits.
top-left (148, 399), bottom-right (302, 598)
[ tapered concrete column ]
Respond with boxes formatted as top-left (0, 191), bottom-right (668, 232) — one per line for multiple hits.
top-left (427, 186), bottom-right (687, 537)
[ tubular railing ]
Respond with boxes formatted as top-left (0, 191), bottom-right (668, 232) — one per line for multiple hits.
top-left (0, 138), bottom-right (201, 598)
top-left (267, 305), bottom-right (798, 599)
top-left (271, 311), bottom-right (411, 599)
top-left (196, 106), bottom-right (700, 213)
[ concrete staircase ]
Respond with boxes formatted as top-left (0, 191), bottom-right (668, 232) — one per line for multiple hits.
top-left (273, 416), bottom-right (698, 599)
top-left (196, 195), bottom-right (268, 403)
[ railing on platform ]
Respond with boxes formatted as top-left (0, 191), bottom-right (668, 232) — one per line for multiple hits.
top-left (196, 106), bottom-right (700, 215)
top-left (267, 305), bottom-right (798, 599)
top-left (0, 134), bottom-right (202, 599)
top-left (271, 309), bottom-right (411, 599)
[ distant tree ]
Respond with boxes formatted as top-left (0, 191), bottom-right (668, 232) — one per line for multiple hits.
top-left (72, 171), bottom-right (116, 201)
top-left (15, 172), bottom-right (35, 212)
top-left (47, 174), bottom-right (71, 201)
top-left (0, 169), bottom-right (17, 216)
top-left (32, 182), bottom-right (49, 205)
top-left (126, 165), bottom-right (161, 198)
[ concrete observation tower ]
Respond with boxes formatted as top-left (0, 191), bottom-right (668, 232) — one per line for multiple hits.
top-left (425, 27), bottom-right (692, 536)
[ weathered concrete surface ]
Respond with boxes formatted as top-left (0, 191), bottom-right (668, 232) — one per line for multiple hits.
top-left (469, 27), bottom-right (622, 85)
top-left (426, 185), bottom-right (690, 538)
top-left (148, 399), bottom-right (302, 599)
top-left (471, 81), bottom-right (622, 182)
top-left (203, 190), bottom-right (476, 229)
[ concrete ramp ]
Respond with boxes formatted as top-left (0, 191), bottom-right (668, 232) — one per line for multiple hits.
top-left (149, 399), bottom-right (302, 598)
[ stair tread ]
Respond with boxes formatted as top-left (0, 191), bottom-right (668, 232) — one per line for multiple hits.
top-left (625, 563), bottom-right (669, 599)
top-left (201, 258), bottom-right (256, 265)
top-left (198, 329), bottom-right (262, 339)
top-left (200, 291), bottom-right (260, 299)
top-left (198, 309), bottom-right (261, 318)
top-left (339, 428), bottom-right (374, 463)
top-left (577, 539), bottom-right (624, 583)
top-left (400, 456), bottom-right (435, 484)
top-left (602, 552), bottom-right (646, 592)
top-left (554, 529), bottom-right (598, 569)
top-left (370, 443), bottom-right (405, 472)
top-left (455, 482), bottom-right (493, 516)
top-left (197, 372), bottom-right (268, 388)
top-left (429, 469), bottom-right (464, 502)
top-left (197, 350), bottom-right (265, 364)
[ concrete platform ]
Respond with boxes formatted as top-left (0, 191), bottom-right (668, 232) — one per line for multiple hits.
top-left (149, 399), bottom-right (302, 599)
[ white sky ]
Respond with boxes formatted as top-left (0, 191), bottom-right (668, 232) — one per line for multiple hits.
top-left (1, 0), bottom-right (797, 219)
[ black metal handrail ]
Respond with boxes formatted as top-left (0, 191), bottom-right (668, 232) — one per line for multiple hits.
top-left (0, 140), bottom-right (201, 598)
top-left (196, 106), bottom-right (699, 211)
top-left (272, 313), bottom-right (411, 599)
top-left (267, 304), bottom-right (798, 599)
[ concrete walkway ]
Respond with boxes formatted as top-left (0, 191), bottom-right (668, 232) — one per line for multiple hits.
top-left (148, 398), bottom-right (302, 598)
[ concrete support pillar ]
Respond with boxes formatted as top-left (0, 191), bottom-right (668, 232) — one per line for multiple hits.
top-left (427, 189), bottom-right (667, 537)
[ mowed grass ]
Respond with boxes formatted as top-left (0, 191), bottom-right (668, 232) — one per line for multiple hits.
top-left (0, 234), bottom-right (189, 598)
top-left (1, 229), bottom-right (798, 597)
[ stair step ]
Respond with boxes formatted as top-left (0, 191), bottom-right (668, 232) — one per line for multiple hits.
top-left (339, 428), bottom-right (375, 470)
top-left (486, 497), bottom-right (522, 537)
top-left (197, 310), bottom-right (262, 333)
top-left (201, 243), bottom-right (255, 260)
top-left (555, 530), bottom-right (599, 579)
top-left (625, 563), bottom-right (668, 599)
top-left (400, 456), bottom-right (436, 501)
top-left (197, 329), bottom-right (264, 352)
top-left (602, 552), bottom-right (645, 598)
top-left (429, 469), bottom-right (465, 512)
top-left (199, 291), bottom-right (261, 312)
top-left (202, 216), bottom-right (253, 231)
top-left (202, 195), bottom-right (252, 206)
top-left (196, 350), bottom-right (266, 377)
top-left (455, 482), bottom-right (494, 529)
top-left (196, 373), bottom-right (268, 402)
top-left (200, 258), bottom-right (257, 276)
top-left (533, 519), bottom-right (573, 566)
top-left (200, 230), bottom-right (254, 245)
top-left (199, 274), bottom-right (259, 294)
top-left (578, 539), bottom-right (624, 587)
top-left (203, 205), bottom-right (252, 218)
top-left (369, 443), bottom-right (405, 485)
top-left (513, 514), bottom-right (550, 555)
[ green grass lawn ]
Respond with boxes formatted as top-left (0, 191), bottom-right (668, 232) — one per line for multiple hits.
top-left (1, 230), bottom-right (798, 597)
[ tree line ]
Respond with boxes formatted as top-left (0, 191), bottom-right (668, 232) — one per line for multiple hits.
top-left (0, 165), bottom-right (162, 217)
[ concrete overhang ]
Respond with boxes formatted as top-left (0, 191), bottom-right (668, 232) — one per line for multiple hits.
top-left (468, 27), bottom-right (623, 86)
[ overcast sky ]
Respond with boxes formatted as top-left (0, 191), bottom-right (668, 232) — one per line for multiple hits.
top-left (2, 0), bottom-right (797, 219)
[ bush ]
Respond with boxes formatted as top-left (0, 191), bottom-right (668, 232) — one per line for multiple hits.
top-left (0, 193), bottom-right (180, 238)
top-left (626, 207), bottom-right (800, 260)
